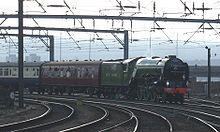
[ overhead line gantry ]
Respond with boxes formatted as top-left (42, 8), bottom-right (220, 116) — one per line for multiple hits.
top-left (0, 26), bottom-right (129, 59)
top-left (0, 14), bottom-right (220, 23)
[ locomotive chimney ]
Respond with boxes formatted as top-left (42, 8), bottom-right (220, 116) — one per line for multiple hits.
top-left (168, 55), bottom-right (176, 58)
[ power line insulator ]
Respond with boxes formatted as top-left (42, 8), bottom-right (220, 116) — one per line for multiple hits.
top-left (138, 1), bottom-right (140, 11)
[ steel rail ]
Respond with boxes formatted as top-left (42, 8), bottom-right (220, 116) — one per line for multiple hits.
top-left (181, 113), bottom-right (218, 132)
top-left (183, 102), bottom-right (220, 110)
top-left (0, 101), bottom-right (51, 130)
top-left (45, 96), bottom-right (172, 132)
top-left (60, 104), bottom-right (108, 132)
top-left (187, 98), bottom-right (220, 106)
top-left (64, 96), bottom-right (220, 132)
top-left (93, 98), bottom-right (220, 120)
top-left (206, 121), bottom-right (220, 129)
top-left (37, 96), bottom-right (220, 122)
top-left (28, 95), bottom-right (220, 132)
top-left (30, 96), bottom-right (138, 132)
top-left (13, 99), bottom-right (74, 132)
top-left (115, 104), bottom-right (171, 132)
top-left (93, 98), bottom-right (219, 131)
top-left (99, 106), bottom-right (138, 132)
top-left (61, 96), bottom-right (171, 132)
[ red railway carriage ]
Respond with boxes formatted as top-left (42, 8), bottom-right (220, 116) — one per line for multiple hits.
top-left (41, 60), bottom-right (102, 95)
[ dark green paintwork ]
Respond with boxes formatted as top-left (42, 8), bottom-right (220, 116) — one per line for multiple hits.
top-left (101, 58), bottom-right (139, 86)
top-left (134, 66), bottom-right (162, 79)
top-left (101, 62), bottom-right (124, 86)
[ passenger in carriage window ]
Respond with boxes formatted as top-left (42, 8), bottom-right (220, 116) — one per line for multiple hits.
top-left (25, 68), bottom-right (29, 76)
top-left (31, 68), bottom-right (36, 76)
top-left (66, 68), bottom-right (71, 78)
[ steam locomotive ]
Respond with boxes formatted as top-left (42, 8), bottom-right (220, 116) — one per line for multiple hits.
top-left (0, 55), bottom-right (189, 103)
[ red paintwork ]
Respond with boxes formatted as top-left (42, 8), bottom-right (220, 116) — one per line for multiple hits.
top-left (41, 61), bottom-right (102, 86)
top-left (164, 88), bottom-right (188, 94)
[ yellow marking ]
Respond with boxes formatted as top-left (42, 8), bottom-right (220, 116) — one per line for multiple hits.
top-left (76, 100), bottom-right (83, 106)
top-left (41, 102), bottom-right (48, 105)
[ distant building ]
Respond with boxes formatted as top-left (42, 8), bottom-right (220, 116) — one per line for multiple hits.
top-left (6, 54), bottom-right (18, 62)
top-left (186, 59), bottom-right (220, 66)
top-left (25, 54), bottom-right (41, 62)
top-left (189, 66), bottom-right (220, 97)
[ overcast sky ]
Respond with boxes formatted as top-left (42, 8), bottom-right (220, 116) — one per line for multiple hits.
top-left (0, 0), bottom-right (219, 39)
top-left (0, 0), bottom-right (220, 63)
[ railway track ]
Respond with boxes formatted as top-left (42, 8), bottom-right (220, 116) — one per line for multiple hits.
top-left (86, 100), bottom-right (171, 132)
top-left (186, 97), bottom-right (220, 106)
top-left (138, 103), bottom-right (219, 132)
top-left (118, 104), bottom-right (171, 132)
top-left (184, 98), bottom-right (220, 131)
top-left (97, 106), bottom-right (137, 132)
top-left (142, 103), bottom-right (220, 132)
top-left (60, 104), bottom-right (109, 132)
top-left (29, 95), bottom-right (173, 132)
top-left (58, 95), bottom-right (219, 132)
top-left (0, 100), bottom-right (51, 131)
top-left (29, 95), bottom-right (138, 132)
top-left (7, 94), bottom-right (219, 132)
top-left (0, 99), bottom-right (74, 132)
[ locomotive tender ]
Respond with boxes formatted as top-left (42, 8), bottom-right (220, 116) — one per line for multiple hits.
top-left (0, 55), bottom-right (189, 103)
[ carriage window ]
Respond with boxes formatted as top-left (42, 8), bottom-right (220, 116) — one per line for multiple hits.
top-left (9, 69), bottom-right (12, 76)
top-left (77, 68), bottom-right (81, 78)
top-left (48, 68), bottom-right (53, 78)
top-left (24, 68), bottom-right (29, 76)
top-left (12, 68), bottom-right (17, 76)
top-left (91, 68), bottom-right (95, 79)
top-left (54, 68), bottom-right (59, 78)
top-left (31, 68), bottom-right (36, 76)
top-left (81, 68), bottom-right (85, 78)
top-left (0, 68), bottom-right (3, 76)
top-left (60, 68), bottom-right (64, 77)
top-left (84, 68), bottom-right (89, 78)
top-left (36, 68), bottom-right (39, 76)
top-left (4, 68), bottom-right (9, 76)
top-left (71, 67), bottom-right (75, 77)
top-left (66, 68), bottom-right (71, 78)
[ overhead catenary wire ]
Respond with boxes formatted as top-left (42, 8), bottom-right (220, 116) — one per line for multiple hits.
top-left (32, 18), bottom-right (50, 48)
top-left (66, 31), bottom-right (81, 49)
top-left (1, 0), bottom-right (220, 62)
top-left (184, 23), bottom-right (204, 45)
top-left (154, 22), bottom-right (173, 43)
top-left (34, 0), bottom-right (47, 13)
